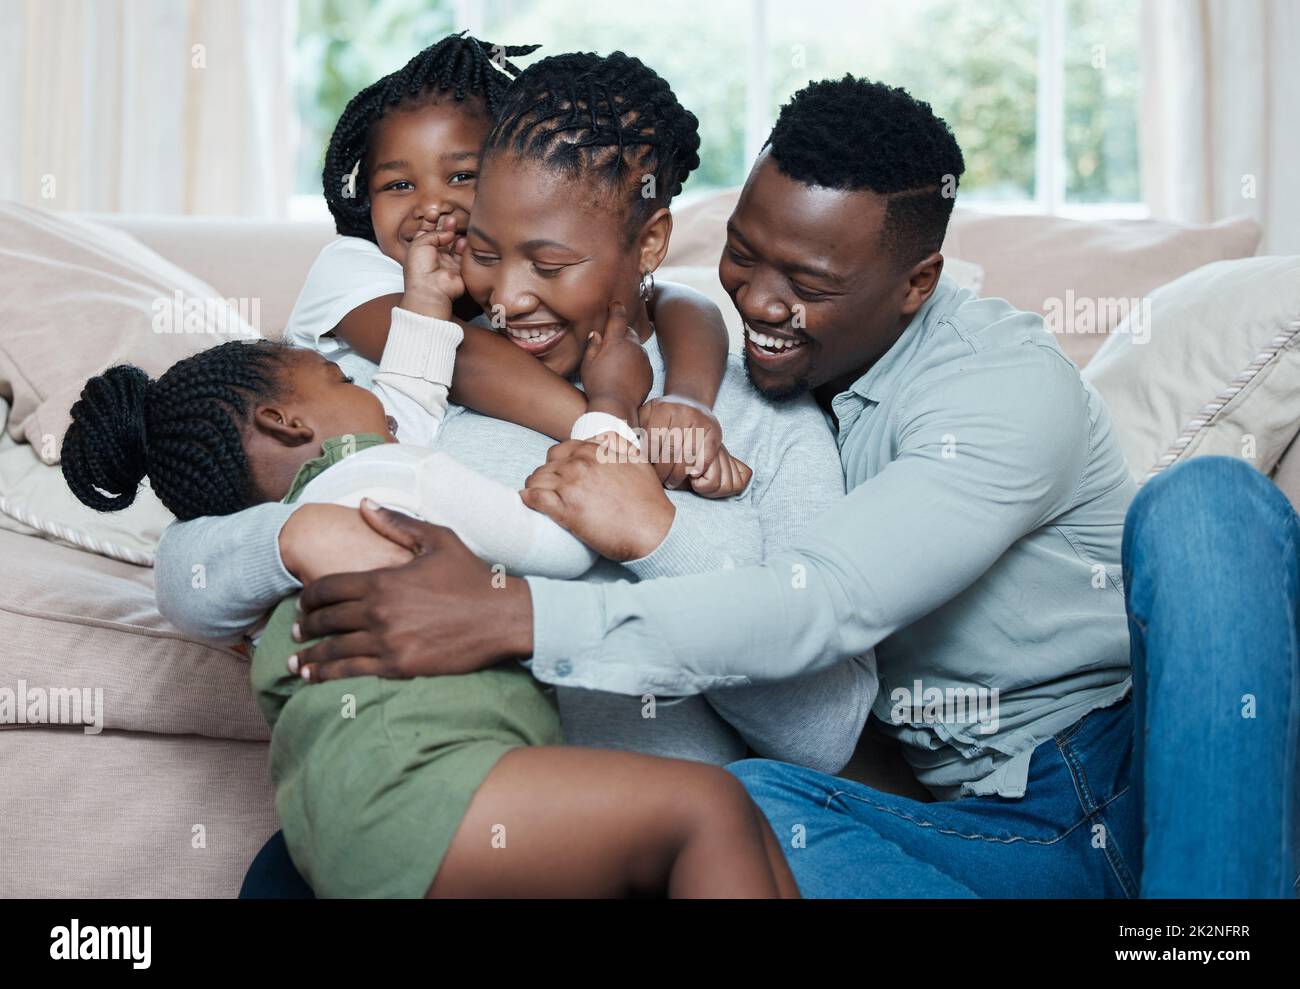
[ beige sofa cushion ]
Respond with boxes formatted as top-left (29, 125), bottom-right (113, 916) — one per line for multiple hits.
top-left (942, 211), bottom-right (1261, 368)
top-left (86, 213), bottom-right (335, 339)
top-left (0, 528), bottom-right (268, 741)
top-left (0, 202), bottom-right (259, 463)
top-left (666, 190), bottom-right (1260, 370)
top-left (1083, 256), bottom-right (1300, 482)
top-left (0, 728), bottom-right (275, 897)
top-left (1274, 432), bottom-right (1300, 513)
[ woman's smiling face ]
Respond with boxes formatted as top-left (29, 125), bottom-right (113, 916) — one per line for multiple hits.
top-left (461, 153), bottom-right (651, 378)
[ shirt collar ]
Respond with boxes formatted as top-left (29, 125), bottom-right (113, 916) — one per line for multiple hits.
top-left (283, 432), bottom-right (388, 504)
top-left (838, 273), bottom-right (959, 406)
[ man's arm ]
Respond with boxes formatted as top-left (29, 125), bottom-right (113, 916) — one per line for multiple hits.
top-left (293, 350), bottom-right (1091, 692)
top-left (524, 354), bottom-right (1090, 695)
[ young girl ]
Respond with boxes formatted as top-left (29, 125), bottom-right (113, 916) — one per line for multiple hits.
top-left (60, 230), bottom-right (797, 898)
top-left (293, 32), bottom-right (749, 495)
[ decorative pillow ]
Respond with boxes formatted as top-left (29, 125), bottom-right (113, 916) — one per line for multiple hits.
top-left (0, 425), bottom-right (166, 565)
top-left (942, 210), bottom-right (1261, 369)
top-left (0, 202), bottom-right (259, 463)
top-left (1082, 256), bottom-right (1300, 482)
top-left (0, 202), bottom-right (261, 564)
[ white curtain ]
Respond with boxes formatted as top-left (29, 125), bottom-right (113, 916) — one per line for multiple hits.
top-left (1140, 0), bottom-right (1300, 254)
top-left (0, 0), bottom-right (292, 216)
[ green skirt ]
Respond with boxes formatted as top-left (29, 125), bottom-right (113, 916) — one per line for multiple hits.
top-left (252, 593), bottom-right (563, 898)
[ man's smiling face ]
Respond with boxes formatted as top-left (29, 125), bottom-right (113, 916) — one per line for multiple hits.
top-left (720, 150), bottom-right (926, 404)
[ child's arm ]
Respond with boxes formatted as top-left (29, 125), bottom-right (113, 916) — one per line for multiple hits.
top-left (453, 323), bottom-right (587, 440)
top-left (647, 280), bottom-right (729, 409)
top-left (335, 297), bottom-right (587, 442)
top-left (645, 280), bottom-right (751, 497)
top-left (333, 233), bottom-right (587, 442)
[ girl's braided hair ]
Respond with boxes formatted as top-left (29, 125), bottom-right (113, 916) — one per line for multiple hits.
top-left (323, 32), bottom-right (540, 241)
top-left (483, 51), bottom-right (701, 240)
top-left (61, 341), bottom-right (297, 521)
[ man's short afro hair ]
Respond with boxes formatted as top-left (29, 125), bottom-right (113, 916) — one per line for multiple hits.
top-left (765, 75), bottom-right (965, 269)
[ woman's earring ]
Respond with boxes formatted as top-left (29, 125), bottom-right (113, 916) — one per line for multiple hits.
top-left (639, 269), bottom-right (655, 302)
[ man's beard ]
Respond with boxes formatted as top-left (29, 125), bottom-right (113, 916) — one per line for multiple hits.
top-left (742, 349), bottom-right (813, 403)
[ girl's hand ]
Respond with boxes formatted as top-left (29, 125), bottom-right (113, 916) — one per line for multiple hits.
top-left (580, 302), bottom-right (652, 423)
top-left (400, 215), bottom-right (466, 320)
top-left (685, 443), bottom-right (753, 498)
top-left (638, 397), bottom-right (752, 497)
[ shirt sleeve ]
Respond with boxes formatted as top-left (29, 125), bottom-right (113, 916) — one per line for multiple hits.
top-left (698, 399), bottom-right (878, 774)
top-left (524, 348), bottom-right (1090, 696)
top-left (154, 503), bottom-right (300, 643)
top-left (370, 308), bottom-right (464, 447)
top-left (284, 236), bottom-right (405, 358)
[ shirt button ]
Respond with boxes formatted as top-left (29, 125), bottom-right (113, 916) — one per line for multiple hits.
top-left (554, 661), bottom-right (572, 677)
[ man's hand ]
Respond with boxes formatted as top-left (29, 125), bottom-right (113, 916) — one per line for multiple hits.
top-left (399, 215), bottom-right (465, 319)
top-left (292, 500), bottom-right (532, 683)
top-left (521, 435), bottom-right (675, 562)
top-left (279, 503), bottom-right (414, 584)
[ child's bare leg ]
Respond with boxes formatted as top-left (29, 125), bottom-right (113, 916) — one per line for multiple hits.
top-left (427, 746), bottom-right (785, 898)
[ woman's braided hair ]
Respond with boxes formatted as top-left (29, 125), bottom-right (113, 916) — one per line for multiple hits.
top-left (61, 341), bottom-right (297, 521)
top-left (483, 51), bottom-right (702, 240)
top-left (323, 32), bottom-right (540, 241)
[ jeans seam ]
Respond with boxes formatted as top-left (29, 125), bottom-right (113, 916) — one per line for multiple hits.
top-left (825, 784), bottom-right (1130, 848)
top-left (1057, 734), bottom-right (1140, 897)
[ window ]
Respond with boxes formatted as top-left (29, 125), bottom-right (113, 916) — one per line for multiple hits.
top-left (292, 0), bottom-right (1142, 217)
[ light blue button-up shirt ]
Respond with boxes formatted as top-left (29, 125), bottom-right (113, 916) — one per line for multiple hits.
top-left (527, 274), bottom-right (1136, 800)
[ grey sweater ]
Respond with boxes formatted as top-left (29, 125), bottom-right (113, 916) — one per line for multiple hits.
top-left (154, 335), bottom-right (878, 773)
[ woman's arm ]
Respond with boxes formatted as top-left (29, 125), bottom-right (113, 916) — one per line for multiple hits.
top-left (154, 504), bottom-right (414, 642)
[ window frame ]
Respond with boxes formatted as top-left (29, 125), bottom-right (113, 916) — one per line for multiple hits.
top-left (291, 0), bottom-right (1147, 220)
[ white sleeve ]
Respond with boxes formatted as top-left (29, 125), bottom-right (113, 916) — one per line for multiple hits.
top-left (416, 451), bottom-right (599, 579)
top-left (284, 236), bottom-right (405, 358)
top-left (369, 308), bottom-right (464, 448)
top-left (295, 446), bottom-right (599, 580)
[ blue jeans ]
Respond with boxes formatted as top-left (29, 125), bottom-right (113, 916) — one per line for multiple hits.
top-left (730, 456), bottom-right (1300, 898)
top-left (1125, 456), bottom-right (1299, 897)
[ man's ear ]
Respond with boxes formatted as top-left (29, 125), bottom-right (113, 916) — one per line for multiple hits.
top-left (636, 207), bottom-right (674, 275)
top-left (252, 404), bottom-right (316, 448)
top-left (900, 252), bottom-right (944, 316)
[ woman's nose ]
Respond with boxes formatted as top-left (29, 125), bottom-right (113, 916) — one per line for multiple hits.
top-left (489, 275), bottom-right (539, 324)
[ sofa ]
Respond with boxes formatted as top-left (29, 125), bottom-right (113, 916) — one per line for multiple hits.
top-left (1, 194), bottom-right (1297, 897)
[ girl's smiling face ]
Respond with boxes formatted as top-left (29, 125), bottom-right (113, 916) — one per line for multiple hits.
top-left (461, 153), bottom-right (667, 378)
top-left (365, 99), bottom-right (491, 265)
